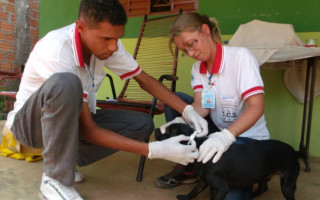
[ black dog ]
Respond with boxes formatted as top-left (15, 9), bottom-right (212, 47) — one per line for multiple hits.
top-left (155, 123), bottom-right (300, 200)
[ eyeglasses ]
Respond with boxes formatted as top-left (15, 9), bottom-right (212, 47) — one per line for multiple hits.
top-left (181, 32), bottom-right (201, 57)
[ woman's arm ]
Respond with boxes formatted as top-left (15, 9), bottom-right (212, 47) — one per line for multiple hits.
top-left (227, 93), bottom-right (264, 137)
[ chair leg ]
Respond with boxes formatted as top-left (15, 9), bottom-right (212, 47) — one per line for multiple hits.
top-left (136, 155), bottom-right (146, 182)
top-left (136, 136), bottom-right (150, 182)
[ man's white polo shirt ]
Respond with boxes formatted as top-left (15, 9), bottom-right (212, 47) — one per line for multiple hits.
top-left (6, 23), bottom-right (141, 129)
top-left (191, 44), bottom-right (269, 140)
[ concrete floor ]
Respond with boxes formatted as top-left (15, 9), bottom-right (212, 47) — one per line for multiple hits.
top-left (0, 120), bottom-right (320, 200)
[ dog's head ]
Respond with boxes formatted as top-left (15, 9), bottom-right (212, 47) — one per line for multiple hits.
top-left (154, 123), bottom-right (195, 142)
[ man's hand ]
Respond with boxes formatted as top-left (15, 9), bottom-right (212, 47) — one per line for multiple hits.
top-left (160, 117), bottom-right (186, 134)
top-left (198, 129), bottom-right (235, 163)
top-left (182, 105), bottom-right (208, 137)
top-left (148, 135), bottom-right (198, 165)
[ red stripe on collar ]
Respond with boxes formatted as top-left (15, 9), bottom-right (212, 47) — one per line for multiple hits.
top-left (199, 43), bottom-right (223, 74)
top-left (199, 61), bottom-right (207, 74)
top-left (75, 27), bottom-right (85, 68)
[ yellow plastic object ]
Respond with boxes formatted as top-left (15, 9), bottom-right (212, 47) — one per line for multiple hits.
top-left (0, 126), bottom-right (43, 162)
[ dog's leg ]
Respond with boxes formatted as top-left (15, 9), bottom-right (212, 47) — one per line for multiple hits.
top-left (208, 177), bottom-right (228, 200)
top-left (280, 161), bottom-right (300, 200)
top-left (176, 179), bottom-right (208, 200)
top-left (209, 187), bottom-right (217, 200)
top-left (252, 180), bottom-right (268, 198)
top-left (280, 176), bottom-right (296, 200)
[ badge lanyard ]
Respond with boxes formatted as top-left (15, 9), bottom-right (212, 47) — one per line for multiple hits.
top-left (201, 73), bottom-right (216, 109)
top-left (84, 56), bottom-right (97, 114)
top-left (208, 74), bottom-right (215, 88)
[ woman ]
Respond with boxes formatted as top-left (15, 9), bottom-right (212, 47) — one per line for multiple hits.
top-left (156, 12), bottom-right (270, 200)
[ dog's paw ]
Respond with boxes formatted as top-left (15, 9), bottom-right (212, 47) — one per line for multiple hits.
top-left (176, 194), bottom-right (190, 200)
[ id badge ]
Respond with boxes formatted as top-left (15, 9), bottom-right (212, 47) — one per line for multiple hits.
top-left (88, 92), bottom-right (97, 114)
top-left (202, 88), bottom-right (215, 109)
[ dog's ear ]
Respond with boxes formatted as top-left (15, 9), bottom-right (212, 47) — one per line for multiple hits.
top-left (154, 128), bottom-right (162, 139)
top-left (154, 128), bottom-right (170, 141)
top-left (166, 124), bottom-right (182, 137)
top-left (154, 128), bottom-right (161, 135)
top-left (166, 123), bottom-right (194, 137)
top-left (179, 124), bottom-right (194, 136)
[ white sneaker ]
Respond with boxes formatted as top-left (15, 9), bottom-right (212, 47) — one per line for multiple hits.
top-left (74, 170), bottom-right (85, 183)
top-left (39, 174), bottom-right (83, 200)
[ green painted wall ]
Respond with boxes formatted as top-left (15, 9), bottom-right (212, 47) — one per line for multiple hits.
top-left (39, 0), bottom-right (144, 38)
top-left (199, 0), bottom-right (320, 34)
top-left (39, 0), bottom-right (80, 37)
top-left (39, 1), bottom-right (320, 157)
top-left (40, 0), bottom-right (320, 37)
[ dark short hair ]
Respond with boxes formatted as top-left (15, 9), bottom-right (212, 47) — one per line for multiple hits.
top-left (79, 0), bottom-right (127, 27)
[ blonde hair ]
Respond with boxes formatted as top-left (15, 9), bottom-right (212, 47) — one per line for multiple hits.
top-left (169, 12), bottom-right (222, 54)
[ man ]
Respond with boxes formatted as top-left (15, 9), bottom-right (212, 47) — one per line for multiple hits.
top-left (3, 0), bottom-right (208, 199)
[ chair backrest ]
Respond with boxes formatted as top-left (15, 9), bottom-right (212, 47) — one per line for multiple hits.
top-left (117, 14), bottom-right (180, 102)
top-left (0, 68), bottom-right (23, 96)
top-left (0, 70), bottom-right (23, 117)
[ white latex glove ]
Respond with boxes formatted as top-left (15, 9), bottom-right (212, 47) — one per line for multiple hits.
top-left (148, 135), bottom-right (198, 165)
top-left (160, 117), bottom-right (186, 134)
top-left (182, 105), bottom-right (208, 137)
top-left (198, 129), bottom-right (236, 163)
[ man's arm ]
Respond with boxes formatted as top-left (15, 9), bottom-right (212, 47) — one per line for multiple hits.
top-left (79, 102), bottom-right (149, 156)
top-left (79, 102), bottom-right (199, 165)
top-left (192, 91), bottom-right (210, 117)
top-left (134, 71), bottom-right (208, 136)
top-left (133, 71), bottom-right (187, 113)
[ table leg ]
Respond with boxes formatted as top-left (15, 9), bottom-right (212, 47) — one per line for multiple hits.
top-left (299, 57), bottom-right (317, 172)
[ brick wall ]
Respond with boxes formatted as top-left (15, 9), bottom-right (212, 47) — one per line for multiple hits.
top-left (29, 0), bottom-right (39, 50)
top-left (0, 0), bottom-right (39, 74)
